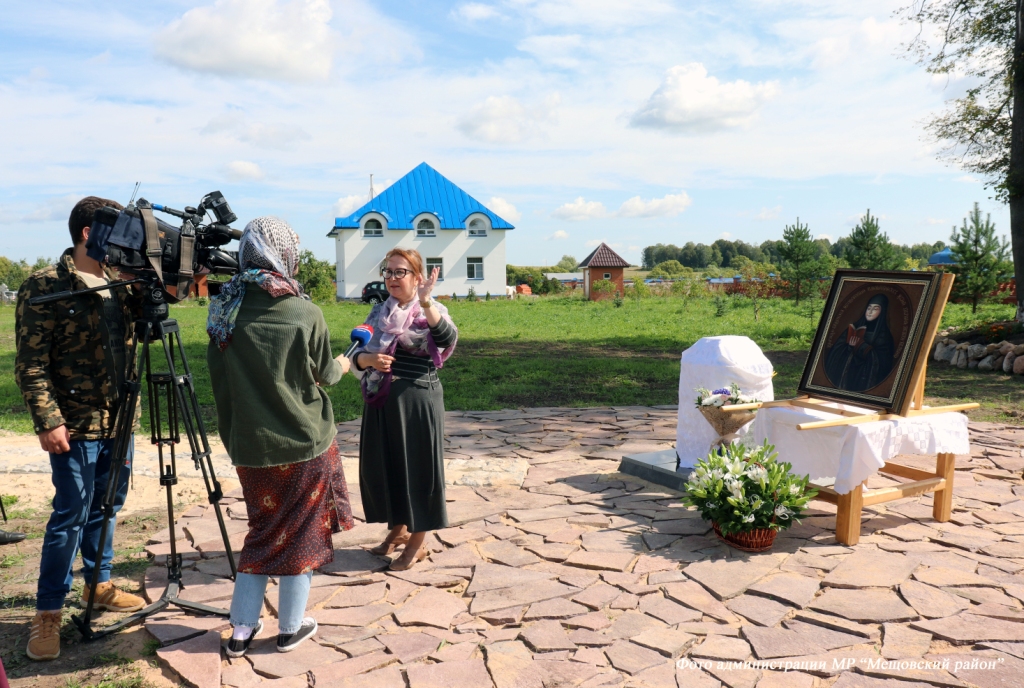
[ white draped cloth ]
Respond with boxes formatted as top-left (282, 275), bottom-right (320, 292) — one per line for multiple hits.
top-left (747, 404), bottom-right (970, 494)
top-left (676, 336), bottom-right (775, 468)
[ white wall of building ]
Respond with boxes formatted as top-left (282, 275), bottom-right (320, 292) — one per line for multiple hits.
top-left (334, 226), bottom-right (508, 299)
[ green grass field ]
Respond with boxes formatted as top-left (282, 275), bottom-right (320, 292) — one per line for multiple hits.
top-left (0, 294), bottom-right (1019, 435)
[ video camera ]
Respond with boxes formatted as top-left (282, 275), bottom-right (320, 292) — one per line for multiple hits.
top-left (86, 190), bottom-right (241, 303)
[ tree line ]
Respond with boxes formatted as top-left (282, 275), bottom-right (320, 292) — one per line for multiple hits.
top-left (643, 205), bottom-right (1010, 311)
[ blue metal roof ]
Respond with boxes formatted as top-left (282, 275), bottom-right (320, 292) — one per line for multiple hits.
top-left (928, 247), bottom-right (956, 265)
top-left (331, 162), bottom-right (516, 232)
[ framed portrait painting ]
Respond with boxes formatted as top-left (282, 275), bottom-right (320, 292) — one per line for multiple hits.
top-left (799, 269), bottom-right (951, 414)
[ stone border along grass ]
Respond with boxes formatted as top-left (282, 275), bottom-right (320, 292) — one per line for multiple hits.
top-left (935, 338), bottom-right (1024, 374)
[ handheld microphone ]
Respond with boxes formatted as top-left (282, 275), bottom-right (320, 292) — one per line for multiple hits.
top-left (344, 325), bottom-right (374, 358)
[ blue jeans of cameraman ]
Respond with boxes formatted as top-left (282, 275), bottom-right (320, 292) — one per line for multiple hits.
top-left (36, 438), bottom-right (132, 611)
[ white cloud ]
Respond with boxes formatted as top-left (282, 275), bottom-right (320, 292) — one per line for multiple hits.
top-left (225, 160), bottom-right (265, 181)
top-left (630, 63), bottom-right (779, 133)
top-left (547, 230), bottom-right (569, 240)
top-left (15, 194), bottom-right (81, 223)
top-left (154, 0), bottom-right (334, 81)
top-left (584, 238), bottom-right (605, 247)
top-left (453, 3), bottom-right (502, 21)
top-left (926, 218), bottom-right (948, 225)
top-left (816, 234), bottom-right (833, 241)
top-left (719, 232), bottom-right (732, 240)
top-left (955, 175), bottom-right (980, 184)
top-left (756, 205), bottom-right (782, 221)
top-left (514, 0), bottom-right (674, 29)
top-left (202, 113), bottom-right (310, 149)
top-left (28, 67), bottom-right (49, 81)
top-left (487, 196), bottom-right (521, 222)
top-left (553, 197), bottom-right (608, 221)
top-left (616, 192), bottom-right (691, 218)
top-left (334, 195), bottom-right (365, 217)
top-left (458, 94), bottom-right (561, 144)
top-left (517, 35), bottom-right (583, 68)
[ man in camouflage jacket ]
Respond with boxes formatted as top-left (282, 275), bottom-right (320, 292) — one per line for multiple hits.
top-left (15, 196), bottom-right (147, 661)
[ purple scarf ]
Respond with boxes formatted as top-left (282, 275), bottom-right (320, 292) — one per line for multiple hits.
top-left (358, 296), bottom-right (456, 408)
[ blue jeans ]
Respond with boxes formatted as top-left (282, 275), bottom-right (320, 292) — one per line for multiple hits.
top-left (37, 438), bottom-right (133, 611)
top-left (230, 572), bottom-right (311, 635)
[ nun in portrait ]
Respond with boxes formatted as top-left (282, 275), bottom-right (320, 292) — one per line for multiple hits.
top-left (823, 293), bottom-right (895, 392)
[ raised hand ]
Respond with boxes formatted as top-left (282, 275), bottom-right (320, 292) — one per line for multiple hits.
top-left (417, 267), bottom-right (440, 303)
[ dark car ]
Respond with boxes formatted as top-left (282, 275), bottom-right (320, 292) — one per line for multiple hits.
top-left (362, 281), bottom-right (389, 304)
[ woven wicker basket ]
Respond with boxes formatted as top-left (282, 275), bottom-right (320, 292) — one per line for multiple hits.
top-left (712, 522), bottom-right (777, 553)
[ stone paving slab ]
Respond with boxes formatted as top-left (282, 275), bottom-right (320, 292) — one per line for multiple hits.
top-left (121, 409), bottom-right (1024, 688)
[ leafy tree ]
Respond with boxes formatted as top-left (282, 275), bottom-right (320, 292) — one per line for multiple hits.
top-left (648, 259), bottom-right (688, 278)
top-left (949, 202), bottom-right (1011, 312)
top-left (778, 218), bottom-right (818, 304)
top-left (506, 265), bottom-right (545, 288)
top-left (295, 250), bottom-right (336, 303)
top-left (759, 239), bottom-right (785, 265)
top-left (736, 261), bottom-right (776, 322)
top-left (553, 255), bottom-right (579, 272)
top-left (846, 210), bottom-right (903, 270)
top-left (0, 256), bottom-right (49, 291)
top-left (900, 2), bottom-right (1024, 319)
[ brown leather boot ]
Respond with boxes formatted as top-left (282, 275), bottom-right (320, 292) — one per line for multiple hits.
top-left (81, 581), bottom-right (145, 613)
top-left (26, 610), bottom-right (62, 660)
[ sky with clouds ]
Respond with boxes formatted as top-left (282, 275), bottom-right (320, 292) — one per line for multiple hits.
top-left (0, 0), bottom-right (1009, 267)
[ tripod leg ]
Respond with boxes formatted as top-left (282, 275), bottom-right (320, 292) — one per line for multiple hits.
top-left (74, 322), bottom-right (150, 641)
top-left (159, 322), bottom-right (237, 579)
top-left (0, 495), bottom-right (7, 523)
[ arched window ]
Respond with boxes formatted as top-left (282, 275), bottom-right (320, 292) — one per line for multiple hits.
top-left (362, 217), bottom-right (383, 237)
top-left (467, 217), bottom-right (488, 237)
top-left (416, 217), bottom-right (436, 237)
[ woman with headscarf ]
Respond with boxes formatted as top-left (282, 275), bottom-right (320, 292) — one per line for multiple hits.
top-left (823, 293), bottom-right (895, 392)
top-left (350, 248), bottom-right (457, 571)
top-left (206, 217), bottom-right (354, 657)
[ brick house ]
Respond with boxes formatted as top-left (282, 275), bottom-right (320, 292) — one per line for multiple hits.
top-left (579, 242), bottom-right (629, 300)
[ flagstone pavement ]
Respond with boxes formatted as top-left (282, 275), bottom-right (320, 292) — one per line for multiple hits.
top-left (136, 407), bottom-right (1024, 688)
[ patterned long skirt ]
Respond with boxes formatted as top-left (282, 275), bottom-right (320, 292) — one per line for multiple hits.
top-left (235, 440), bottom-right (354, 576)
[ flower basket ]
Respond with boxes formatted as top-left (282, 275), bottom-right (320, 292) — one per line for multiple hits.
top-left (698, 406), bottom-right (757, 448)
top-left (682, 441), bottom-right (817, 555)
top-left (712, 521), bottom-right (777, 553)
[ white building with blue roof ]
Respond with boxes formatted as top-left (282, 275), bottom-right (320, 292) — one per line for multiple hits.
top-left (328, 162), bottom-right (514, 299)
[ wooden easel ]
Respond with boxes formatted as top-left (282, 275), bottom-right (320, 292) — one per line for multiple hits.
top-left (720, 274), bottom-right (978, 545)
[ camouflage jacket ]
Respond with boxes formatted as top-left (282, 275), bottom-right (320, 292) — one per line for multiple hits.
top-left (15, 249), bottom-right (140, 440)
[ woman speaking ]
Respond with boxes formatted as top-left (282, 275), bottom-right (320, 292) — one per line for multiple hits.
top-left (207, 217), bottom-right (354, 657)
top-left (351, 248), bottom-right (457, 571)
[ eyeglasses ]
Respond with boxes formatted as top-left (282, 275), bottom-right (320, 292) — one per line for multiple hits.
top-left (381, 268), bottom-right (412, 280)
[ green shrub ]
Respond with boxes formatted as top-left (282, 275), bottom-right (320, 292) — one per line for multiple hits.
top-left (629, 281), bottom-right (651, 299)
top-left (296, 250), bottom-right (336, 303)
top-left (591, 279), bottom-right (615, 296)
top-left (613, 292), bottom-right (624, 307)
top-left (467, 287), bottom-right (478, 301)
top-left (196, 296), bottom-right (209, 307)
top-left (713, 294), bottom-right (727, 317)
top-left (485, 292), bottom-right (491, 301)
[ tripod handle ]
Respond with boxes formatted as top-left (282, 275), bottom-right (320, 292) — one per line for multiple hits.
top-left (28, 278), bottom-right (149, 306)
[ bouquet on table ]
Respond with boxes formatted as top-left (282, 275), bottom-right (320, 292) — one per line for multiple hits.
top-left (683, 441), bottom-right (817, 552)
top-left (694, 383), bottom-right (758, 450)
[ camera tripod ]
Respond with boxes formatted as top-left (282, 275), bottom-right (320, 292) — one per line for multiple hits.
top-left (32, 279), bottom-right (238, 640)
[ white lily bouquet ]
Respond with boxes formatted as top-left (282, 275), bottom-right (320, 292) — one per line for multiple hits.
top-left (682, 441), bottom-right (817, 551)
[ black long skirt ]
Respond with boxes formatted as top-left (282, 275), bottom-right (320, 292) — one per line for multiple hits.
top-left (359, 377), bottom-right (448, 532)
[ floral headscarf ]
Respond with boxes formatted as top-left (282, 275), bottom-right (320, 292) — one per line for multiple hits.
top-left (207, 217), bottom-right (306, 351)
top-left (352, 296), bottom-right (457, 407)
